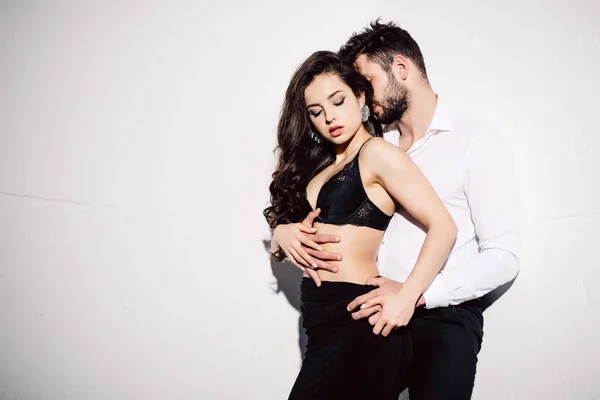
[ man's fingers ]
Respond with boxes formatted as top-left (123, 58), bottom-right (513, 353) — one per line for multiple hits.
top-left (347, 290), bottom-right (378, 312)
top-left (362, 296), bottom-right (384, 310)
top-left (305, 247), bottom-right (342, 262)
top-left (373, 318), bottom-right (386, 335)
top-left (303, 249), bottom-right (339, 272)
top-left (381, 323), bottom-right (395, 337)
top-left (365, 276), bottom-right (387, 286)
top-left (313, 234), bottom-right (340, 245)
top-left (351, 305), bottom-right (382, 320)
top-left (313, 259), bottom-right (338, 273)
top-left (368, 311), bottom-right (381, 326)
top-left (297, 235), bottom-right (323, 252)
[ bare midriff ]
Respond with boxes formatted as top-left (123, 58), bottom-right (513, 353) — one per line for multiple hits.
top-left (303, 223), bottom-right (383, 284)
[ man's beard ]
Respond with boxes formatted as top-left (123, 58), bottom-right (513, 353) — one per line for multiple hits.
top-left (374, 72), bottom-right (410, 125)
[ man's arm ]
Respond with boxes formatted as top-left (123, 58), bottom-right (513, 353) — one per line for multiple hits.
top-left (422, 130), bottom-right (521, 309)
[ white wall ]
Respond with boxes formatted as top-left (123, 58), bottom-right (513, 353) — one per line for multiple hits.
top-left (1, 1), bottom-right (598, 399)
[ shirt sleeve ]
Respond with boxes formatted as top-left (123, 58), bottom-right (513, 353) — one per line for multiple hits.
top-left (422, 129), bottom-right (521, 309)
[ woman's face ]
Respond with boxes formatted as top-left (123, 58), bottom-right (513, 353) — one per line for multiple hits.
top-left (304, 73), bottom-right (365, 145)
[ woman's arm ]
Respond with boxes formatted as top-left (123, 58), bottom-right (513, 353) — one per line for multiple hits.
top-left (360, 138), bottom-right (457, 334)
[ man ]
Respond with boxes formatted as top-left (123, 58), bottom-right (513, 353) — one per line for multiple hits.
top-left (271, 20), bottom-right (520, 399)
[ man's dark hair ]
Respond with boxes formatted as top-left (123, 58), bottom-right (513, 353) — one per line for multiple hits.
top-left (338, 19), bottom-right (428, 79)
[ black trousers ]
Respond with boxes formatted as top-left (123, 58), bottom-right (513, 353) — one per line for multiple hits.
top-left (288, 279), bottom-right (412, 400)
top-left (407, 298), bottom-right (485, 400)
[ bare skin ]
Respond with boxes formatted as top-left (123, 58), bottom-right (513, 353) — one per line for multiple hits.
top-left (272, 53), bottom-right (446, 329)
top-left (271, 72), bottom-right (457, 336)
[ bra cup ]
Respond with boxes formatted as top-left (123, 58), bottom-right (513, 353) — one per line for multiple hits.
top-left (317, 163), bottom-right (366, 220)
top-left (305, 137), bottom-right (393, 231)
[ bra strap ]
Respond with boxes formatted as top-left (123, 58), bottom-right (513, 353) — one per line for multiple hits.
top-left (357, 136), bottom-right (376, 154)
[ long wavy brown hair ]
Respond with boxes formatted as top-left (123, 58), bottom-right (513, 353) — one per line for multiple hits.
top-left (263, 51), bottom-right (381, 229)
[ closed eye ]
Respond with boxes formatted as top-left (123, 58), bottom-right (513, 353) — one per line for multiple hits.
top-left (334, 98), bottom-right (345, 106)
top-left (310, 110), bottom-right (322, 117)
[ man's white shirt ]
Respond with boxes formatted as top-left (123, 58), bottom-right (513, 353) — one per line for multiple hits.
top-left (378, 99), bottom-right (520, 308)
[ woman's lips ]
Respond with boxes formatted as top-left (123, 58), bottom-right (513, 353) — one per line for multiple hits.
top-left (329, 126), bottom-right (343, 137)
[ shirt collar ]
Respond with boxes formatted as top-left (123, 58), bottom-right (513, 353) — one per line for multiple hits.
top-left (427, 97), bottom-right (455, 134)
top-left (383, 96), bottom-right (456, 152)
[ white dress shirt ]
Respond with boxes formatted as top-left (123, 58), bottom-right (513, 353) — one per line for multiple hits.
top-left (378, 99), bottom-right (520, 309)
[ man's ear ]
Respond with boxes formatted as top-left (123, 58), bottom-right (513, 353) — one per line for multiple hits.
top-left (392, 54), bottom-right (409, 81)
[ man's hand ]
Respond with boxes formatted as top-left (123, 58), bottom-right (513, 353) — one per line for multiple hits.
top-left (272, 209), bottom-right (342, 286)
top-left (365, 288), bottom-right (419, 336)
top-left (347, 277), bottom-right (403, 319)
top-left (347, 277), bottom-right (426, 331)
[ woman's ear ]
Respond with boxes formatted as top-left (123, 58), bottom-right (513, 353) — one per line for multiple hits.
top-left (358, 92), bottom-right (366, 109)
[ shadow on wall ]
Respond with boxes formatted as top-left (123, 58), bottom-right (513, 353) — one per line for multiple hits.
top-left (263, 240), bottom-right (308, 360)
top-left (482, 275), bottom-right (517, 312)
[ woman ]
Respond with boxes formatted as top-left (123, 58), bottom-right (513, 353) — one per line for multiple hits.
top-left (263, 51), bottom-right (457, 400)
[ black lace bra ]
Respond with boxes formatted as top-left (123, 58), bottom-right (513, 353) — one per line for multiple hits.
top-left (302, 137), bottom-right (393, 231)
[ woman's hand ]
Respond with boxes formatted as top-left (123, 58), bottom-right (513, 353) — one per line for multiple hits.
top-left (271, 209), bottom-right (341, 286)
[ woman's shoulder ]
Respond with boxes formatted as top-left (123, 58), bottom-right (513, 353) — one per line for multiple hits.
top-left (360, 136), bottom-right (407, 161)
top-left (358, 136), bottom-right (414, 178)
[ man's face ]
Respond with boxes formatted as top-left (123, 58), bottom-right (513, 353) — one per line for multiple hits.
top-left (355, 54), bottom-right (410, 125)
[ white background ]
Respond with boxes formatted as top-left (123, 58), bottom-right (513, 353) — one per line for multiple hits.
top-left (1, 1), bottom-right (599, 399)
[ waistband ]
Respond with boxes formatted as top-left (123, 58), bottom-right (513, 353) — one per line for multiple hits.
top-left (300, 278), bottom-right (377, 303)
top-left (300, 278), bottom-right (378, 330)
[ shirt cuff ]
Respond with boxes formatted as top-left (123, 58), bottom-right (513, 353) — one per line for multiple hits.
top-left (422, 274), bottom-right (450, 309)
